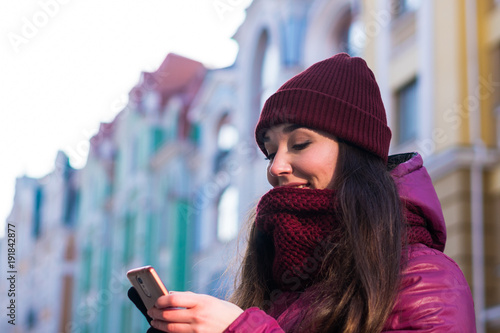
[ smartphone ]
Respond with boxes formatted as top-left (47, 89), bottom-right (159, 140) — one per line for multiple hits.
top-left (127, 266), bottom-right (169, 310)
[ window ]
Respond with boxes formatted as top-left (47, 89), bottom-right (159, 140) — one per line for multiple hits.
top-left (189, 122), bottom-right (201, 145)
top-left (492, 43), bottom-right (500, 110)
top-left (33, 186), bottom-right (43, 238)
top-left (331, 4), bottom-right (365, 57)
top-left (395, 78), bottom-right (419, 144)
top-left (392, 0), bottom-right (420, 18)
top-left (339, 19), bottom-right (365, 57)
top-left (281, 17), bottom-right (306, 66)
top-left (120, 303), bottom-right (132, 333)
top-left (172, 200), bottom-right (189, 291)
top-left (123, 213), bottom-right (136, 264)
top-left (129, 138), bottom-right (138, 173)
top-left (217, 186), bottom-right (239, 242)
top-left (151, 126), bottom-right (165, 153)
top-left (81, 245), bottom-right (92, 292)
top-left (214, 115), bottom-right (238, 173)
top-left (143, 91), bottom-right (160, 115)
top-left (492, 44), bottom-right (500, 146)
top-left (26, 308), bottom-right (37, 329)
top-left (144, 214), bottom-right (156, 265)
top-left (261, 40), bottom-right (280, 110)
top-left (64, 186), bottom-right (78, 226)
top-left (251, 29), bottom-right (280, 124)
top-left (217, 123), bottom-right (238, 151)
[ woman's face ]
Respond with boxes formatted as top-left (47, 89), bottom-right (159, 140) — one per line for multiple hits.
top-left (263, 124), bottom-right (339, 189)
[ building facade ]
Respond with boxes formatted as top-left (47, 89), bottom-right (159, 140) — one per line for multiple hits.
top-left (3, 152), bottom-right (78, 333)
top-left (71, 53), bottom-right (207, 333)
top-left (360, 1), bottom-right (500, 331)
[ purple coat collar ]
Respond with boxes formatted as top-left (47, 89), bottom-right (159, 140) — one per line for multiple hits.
top-left (390, 153), bottom-right (446, 252)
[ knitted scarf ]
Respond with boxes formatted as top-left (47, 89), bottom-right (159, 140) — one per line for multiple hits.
top-left (255, 186), bottom-right (434, 291)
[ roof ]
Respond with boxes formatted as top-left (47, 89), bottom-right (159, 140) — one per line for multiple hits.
top-left (129, 53), bottom-right (207, 109)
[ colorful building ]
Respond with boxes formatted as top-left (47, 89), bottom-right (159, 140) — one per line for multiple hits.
top-left (3, 152), bottom-right (78, 333)
top-left (71, 53), bottom-right (207, 333)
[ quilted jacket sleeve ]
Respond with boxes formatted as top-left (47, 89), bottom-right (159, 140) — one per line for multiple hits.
top-left (224, 307), bottom-right (285, 333)
top-left (383, 244), bottom-right (476, 332)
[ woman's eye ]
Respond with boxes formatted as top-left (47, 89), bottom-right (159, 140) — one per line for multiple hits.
top-left (292, 142), bottom-right (311, 150)
top-left (265, 152), bottom-right (276, 161)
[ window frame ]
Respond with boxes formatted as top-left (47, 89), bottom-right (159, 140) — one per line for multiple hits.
top-left (394, 77), bottom-right (420, 146)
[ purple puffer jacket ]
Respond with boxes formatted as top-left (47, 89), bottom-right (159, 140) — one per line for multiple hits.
top-left (224, 153), bottom-right (476, 332)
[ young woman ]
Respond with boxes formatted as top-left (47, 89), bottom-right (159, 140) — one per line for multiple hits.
top-left (129, 53), bottom-right (476, 332)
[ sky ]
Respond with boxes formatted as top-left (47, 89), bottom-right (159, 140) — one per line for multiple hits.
top-left (0, 0), bottom-right (252, 237)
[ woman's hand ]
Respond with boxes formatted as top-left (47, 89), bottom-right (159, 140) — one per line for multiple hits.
top-left (147, 291), bottom-right (244, 333)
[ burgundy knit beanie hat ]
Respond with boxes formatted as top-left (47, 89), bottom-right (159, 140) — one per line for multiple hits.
top-left (255, 53), bottom-right (391, 162)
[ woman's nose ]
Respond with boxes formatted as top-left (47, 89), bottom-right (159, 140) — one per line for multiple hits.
top-left (268, 150), bottom-right (292, 177)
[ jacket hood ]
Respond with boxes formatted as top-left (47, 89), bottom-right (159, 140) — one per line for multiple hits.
top-left (389, 153), bottom-right (446, 252)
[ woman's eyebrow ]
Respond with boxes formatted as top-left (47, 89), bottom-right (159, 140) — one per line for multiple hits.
top-left (262, 124), bottom-right (308, 142)
top-left (283, 124), bottom-right (307, 133)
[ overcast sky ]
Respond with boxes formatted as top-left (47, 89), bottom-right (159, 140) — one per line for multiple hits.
top-left (0, 0), bottom-right (252, 237)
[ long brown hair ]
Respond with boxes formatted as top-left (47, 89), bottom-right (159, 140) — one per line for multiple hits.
top-left (230, 141), bottom-right (404, 332)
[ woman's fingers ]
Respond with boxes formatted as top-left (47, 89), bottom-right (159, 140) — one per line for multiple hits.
top-left (148, 292), bottom-right (201, 324)
top-left (147, 292), bottom-right (244, 333)
top-left (155, 291), bottom-right (197, 309)
top-left (151, 320), bottom-right (193, 333)
top-left (148, 307), bottom-right (191, 323)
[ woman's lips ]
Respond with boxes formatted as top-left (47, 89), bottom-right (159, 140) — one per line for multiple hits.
top-left (281, 182), bottom-right (310, 189)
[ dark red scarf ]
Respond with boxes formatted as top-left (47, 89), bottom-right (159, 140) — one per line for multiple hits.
top-left (255, 187), bottom-right (433, 291)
